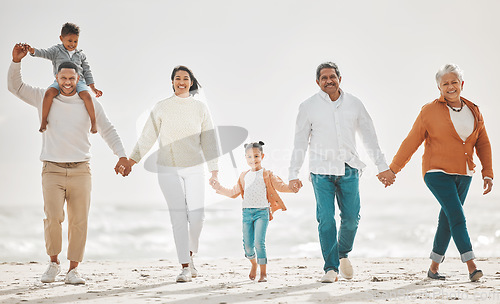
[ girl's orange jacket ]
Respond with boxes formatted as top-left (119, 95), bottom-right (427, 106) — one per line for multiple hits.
top-left (216, 169), bottom-right (293, 220)
top-left (390, 96), bottom-right (493, 179)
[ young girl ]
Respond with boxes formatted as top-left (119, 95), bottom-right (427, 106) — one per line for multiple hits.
top-left (211, 141), bottom-right (293, 282)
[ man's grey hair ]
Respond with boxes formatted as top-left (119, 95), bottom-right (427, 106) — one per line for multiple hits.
top-left (435, 63), bottom-right (464, 85)
top-left (316, 62), bottom-right (341, 81)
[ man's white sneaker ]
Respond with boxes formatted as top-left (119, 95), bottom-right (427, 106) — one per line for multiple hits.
top-left (189, 256), bottom-right (198, 278)
top-left (64, 268), bottom-right (85, 285)
top-left (41, 262), bottom-right (61, 283)
top-left (339, 258), bottom-right (353, 279)
top-left (320, 270), bottom-right (338, 283)
top-left (176, 267), bottom-right (192, 283)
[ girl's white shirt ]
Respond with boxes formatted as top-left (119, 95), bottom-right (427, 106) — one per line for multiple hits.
top-left (242, 169), bottom-right (270, 209)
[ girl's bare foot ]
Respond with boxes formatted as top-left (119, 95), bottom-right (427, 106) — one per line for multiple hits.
top-left (249, 259), bottom-right (257, 280)
top-left (258, 264), bottom-right (267, 282)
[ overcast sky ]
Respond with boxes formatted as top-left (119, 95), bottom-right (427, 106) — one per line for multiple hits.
top-left (1, 0), bottom-right (499, 207)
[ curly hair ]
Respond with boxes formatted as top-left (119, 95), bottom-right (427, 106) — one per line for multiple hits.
top-left (61, 22), bottom-right (80, 37)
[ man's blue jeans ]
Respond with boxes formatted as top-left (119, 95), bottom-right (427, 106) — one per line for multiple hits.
top-left (242, 208), bottom-right (269, 265)
top-left (311, 164), bottom-right (360, 273)
top-left (424, 172), bottom-right (475, 263)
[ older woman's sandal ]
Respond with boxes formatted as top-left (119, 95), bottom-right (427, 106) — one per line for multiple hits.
top-left (469, 269), bottom-right (483, 282)
top-left (427, 269), bottom-right (446, 280)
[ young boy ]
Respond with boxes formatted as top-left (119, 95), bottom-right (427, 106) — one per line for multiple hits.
top-left (26, 22), bottom-right (102, 133)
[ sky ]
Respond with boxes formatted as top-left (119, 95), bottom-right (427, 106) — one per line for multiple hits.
top-left (1, 0), bottom-right (499, 208)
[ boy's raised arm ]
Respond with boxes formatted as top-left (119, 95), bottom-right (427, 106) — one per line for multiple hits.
top-left (29, 44), bottom-right (58, 61)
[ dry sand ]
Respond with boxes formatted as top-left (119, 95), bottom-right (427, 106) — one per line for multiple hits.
top-left (1, 257), bottom-right (499, 303)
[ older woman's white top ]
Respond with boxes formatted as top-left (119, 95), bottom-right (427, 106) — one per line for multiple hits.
top-left (130, 94), bottom-right (219, 171)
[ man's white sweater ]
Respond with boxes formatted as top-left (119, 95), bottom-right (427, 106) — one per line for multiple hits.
top-left (8, 61), bottom-right (126, 162)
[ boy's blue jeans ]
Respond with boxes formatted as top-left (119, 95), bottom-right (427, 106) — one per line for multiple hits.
top-left (311, 164), bottom-right (360, 273)
top-left (424, 172), bottom-right (475, 263)
top-left (242, 208), bottom-right (269, 265)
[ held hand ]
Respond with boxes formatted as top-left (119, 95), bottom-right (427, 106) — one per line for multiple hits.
top-left (24, 44), bottom-right (34, 54)
top-left (90, 84), bottom-right (103, 98)
top-left (211, 180), bottom-right (222, 191)
top-left (483, 179), bottom-right (493, 195)
top-left (114, 158), bottom-right (128, 176)
top-left (12, 43), bottom-right (29, 63)
top-left (377, 169), bottom-right (396, 188)
top-left (126, 158), bottom-right (137, 175)
top-left (115, 157), bottom-right (132, 177)
top-left (289, 179), bottom-right (303, 193)
top-left (208, 170), bottom-right (218, 187)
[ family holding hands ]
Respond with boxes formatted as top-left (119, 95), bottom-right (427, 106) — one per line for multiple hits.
top-left (8, 22), bottom-right (493, 286)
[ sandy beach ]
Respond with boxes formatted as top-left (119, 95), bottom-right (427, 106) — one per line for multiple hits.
top-left (1, 257), bottom-right (499, 303)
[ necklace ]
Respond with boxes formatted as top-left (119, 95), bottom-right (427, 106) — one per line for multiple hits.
top-left (446, 99), bottom-right (464, 112)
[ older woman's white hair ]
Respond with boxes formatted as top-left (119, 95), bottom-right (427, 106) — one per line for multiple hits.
top-left (435, 63), bottom-right (464, 85)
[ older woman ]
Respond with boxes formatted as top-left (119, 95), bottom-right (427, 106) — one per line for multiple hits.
top-left (128, 65), bottom-right (219, 283)
top-left (389, 63), bottom-right (493, 282)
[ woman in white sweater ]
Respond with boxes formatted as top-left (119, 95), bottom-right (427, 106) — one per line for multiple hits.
top-left (128, 66), bottom-right (219, 283)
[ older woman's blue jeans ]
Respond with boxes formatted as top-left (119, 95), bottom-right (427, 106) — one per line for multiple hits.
top-left (242, 208), bottom-right (269, 265)
top-left (424, 172), bottom-right (474, 263)
top-left (311, 164), bottom-right (360, 273)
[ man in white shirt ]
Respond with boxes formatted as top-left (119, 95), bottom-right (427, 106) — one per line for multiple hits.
top-left (289, 62), bottom-right (395, 283)
top-left (8, 44), bottom-right (131, 285)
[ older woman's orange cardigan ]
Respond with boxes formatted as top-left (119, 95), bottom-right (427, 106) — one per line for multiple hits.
top-left (390, 96), bottom-right (493, 179)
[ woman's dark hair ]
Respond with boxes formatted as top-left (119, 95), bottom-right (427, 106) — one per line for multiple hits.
top-left (244, 141), bottom-right (265, 153)
top-left (171, 65), bottom-right (201, 95)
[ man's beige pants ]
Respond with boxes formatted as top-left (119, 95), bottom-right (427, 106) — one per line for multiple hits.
top-left (41, 161), bottom-right (91, 262)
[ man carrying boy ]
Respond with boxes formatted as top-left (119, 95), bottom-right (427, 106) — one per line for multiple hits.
top-left (288, 62), bottom-right (395, 283)
top-left (8, 43), bottom-right (131, 285)
top-left (26, 22), bottom-right (102, 133)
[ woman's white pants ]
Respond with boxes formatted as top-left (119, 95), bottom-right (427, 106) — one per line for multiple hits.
top-left (157, 165), bottom-right (205, 264)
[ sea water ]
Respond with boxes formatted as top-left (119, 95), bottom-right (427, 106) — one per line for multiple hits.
top-left (0, 194), bottom-right (498, 262)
